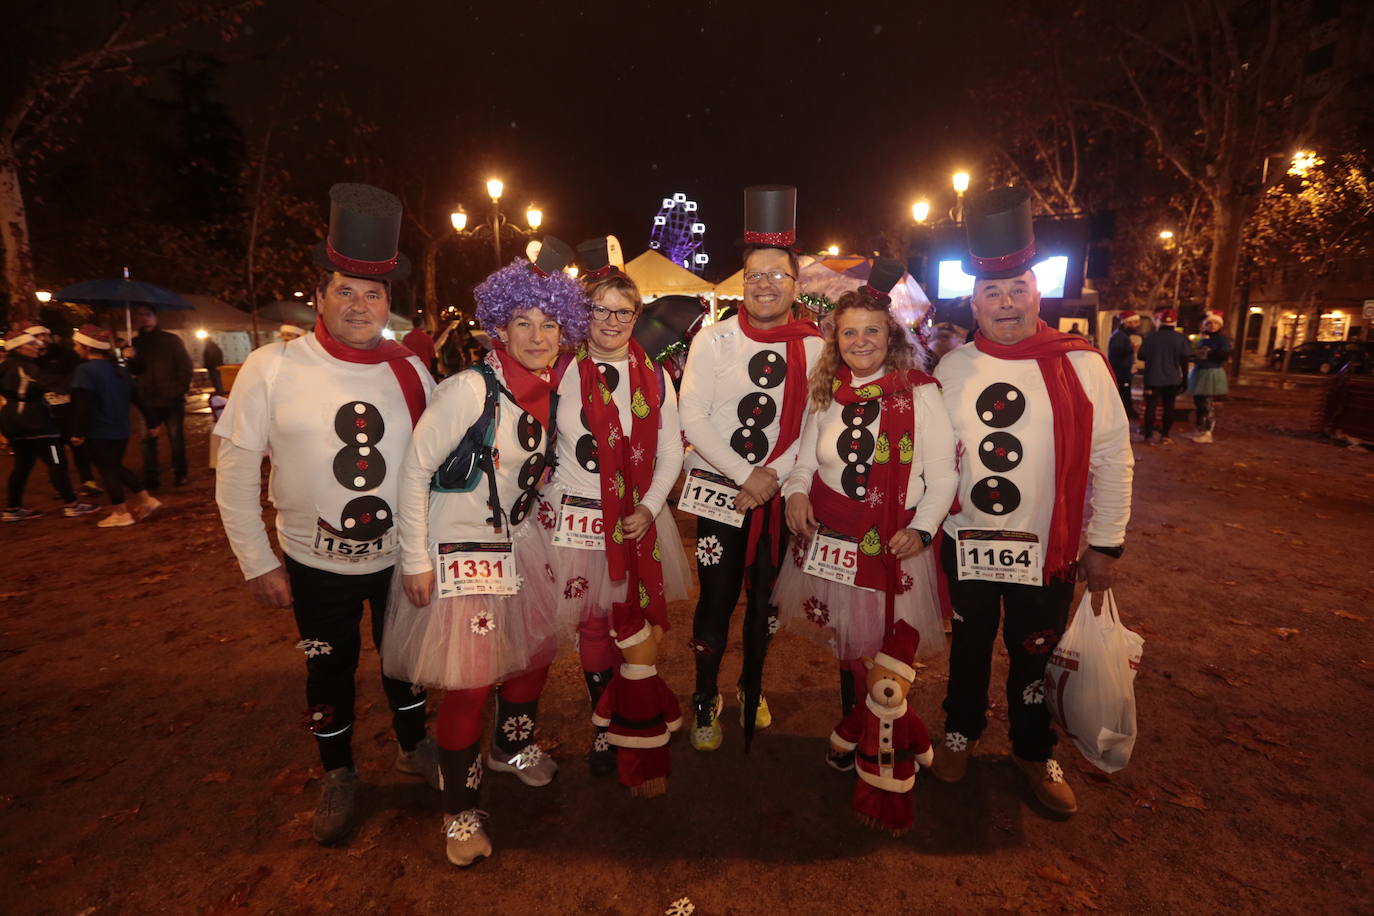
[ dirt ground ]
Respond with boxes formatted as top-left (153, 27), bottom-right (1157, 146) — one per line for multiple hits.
top-left (2, 380), bottom-right (1372, 915)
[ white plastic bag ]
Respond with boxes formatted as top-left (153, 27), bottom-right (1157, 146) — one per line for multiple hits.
top-left (1044, 589), bottom-right (1143, 773)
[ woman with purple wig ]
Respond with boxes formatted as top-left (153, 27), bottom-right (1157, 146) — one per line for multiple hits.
top-left (382, 239), bottom-right (589, 867)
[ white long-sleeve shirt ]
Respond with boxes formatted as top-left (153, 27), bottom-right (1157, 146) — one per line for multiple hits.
top-left (782, 373), bottom-right (958, 536)
top-left (678, 315), bottom-right (824, 486)
top-left (213, 335), bottom-right (434, 580)
top-left (935, 345), bottom-right (1133, 550)
top-left (551, 354), bottom-right (683, 516)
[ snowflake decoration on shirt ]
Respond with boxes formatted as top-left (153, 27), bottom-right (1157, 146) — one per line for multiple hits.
top-left (665, 899), bottom-right (696, 916)
top-left (951, 610), bottom-right (965, 623)
top-left (593, 731), bottom-right (610, 752)
top-left (537, 499), bottom-right (557, 530)
top-left (696, 535), bottom-right (723, 566)
top-left (1022, 629), bottom-right (1057, 656)
top-left (943, 732), bottom-right (969, 752)
top-left (502, 714), bottom-right (535, 743)
top-left (897, 572), bottom-right (914, 594)
top-left (295, 638), bottom-right (333, 658)
top-left (803, 597), bottom-right (830, 627)
top-left (864, 489), bottom-right (884, 508)
top-left (1022, 678), bottom-right (1045, 706)
top-left (631, 443), bottom-right (646, 465)
top-left (465, 758), bottom-right (483, 790)
top-left (469, 612), bottom-right (496, 636)
top-left (564, 576), bottom-right (588, 600)
top-left (767, 615), bottom-right (780, 635)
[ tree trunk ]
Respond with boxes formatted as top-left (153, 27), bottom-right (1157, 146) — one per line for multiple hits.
top-left (423, 234), bottom-right (441, 334)
top-left (1205, 192), bottom-right (1248, 382)
top-left (0, 149), bottom-right (37, 323)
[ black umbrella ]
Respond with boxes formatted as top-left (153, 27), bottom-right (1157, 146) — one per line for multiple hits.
top-left (632, 295), bottom-right (706, 360)
top-left (54, 278), bottom-right (193, 346)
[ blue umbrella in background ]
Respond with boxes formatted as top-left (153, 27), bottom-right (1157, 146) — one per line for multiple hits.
top-left (53, 277), bottom-right (194, 350)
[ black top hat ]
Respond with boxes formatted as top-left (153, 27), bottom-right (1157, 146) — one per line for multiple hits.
top-left (962, 187), bottom-right (1042, 280)
top-left (860, 257), bottom-right (906, 304)
top-left (531, 236), bottom-right (575, 276)
top-left (742, 185), bottom-right (797, 248)
top-left (576, 237), bottom-right (624, 280)
top-left (313, 183), bottom-right (411, 281)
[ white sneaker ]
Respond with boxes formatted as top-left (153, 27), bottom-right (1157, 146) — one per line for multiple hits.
top-left (132, 497), bottom-right (163, 521)
top-left (1191, 431), bottom-right (1213, 444)
top-left (444, 809), bottom-right (491, 866)
top-left (486, 744), bottom-right (558, 787)
top-left (97, 511), bottom-right (136, 528)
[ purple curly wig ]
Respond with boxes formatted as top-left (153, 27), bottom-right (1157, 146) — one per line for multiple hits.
top-left (474, 259), bottom-right (589, 345)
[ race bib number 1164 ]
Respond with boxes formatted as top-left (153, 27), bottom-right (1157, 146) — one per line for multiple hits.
top-left (955, 528), bottom-right (1042, 586)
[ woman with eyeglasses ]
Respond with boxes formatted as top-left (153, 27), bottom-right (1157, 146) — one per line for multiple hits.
top-left (539, 237), bottom-right (691, 778)
top-left (772, 261), bottom-right (957, 773)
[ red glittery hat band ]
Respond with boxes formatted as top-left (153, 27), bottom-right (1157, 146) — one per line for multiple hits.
top-left (859, 285), bottom-right (892, 304)
top-left (970, 241), bottom-right (1036, 273)
top-left (325, 240), bottom-right (398, 276)
top-left (743, 229), bottom-right (796, 246)
top-left (583, 265), bottom-right (622, 281)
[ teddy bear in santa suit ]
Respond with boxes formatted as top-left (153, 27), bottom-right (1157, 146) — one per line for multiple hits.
top-left (592, 599), bottom-right (683, 797)
top-left (829, 620), bottom-right (934, 836)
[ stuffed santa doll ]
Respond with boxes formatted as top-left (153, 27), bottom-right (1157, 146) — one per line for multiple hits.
top-left (592, 600), bottom-right (683, 797)
top-left (829, 620), bottom-right (934, 836)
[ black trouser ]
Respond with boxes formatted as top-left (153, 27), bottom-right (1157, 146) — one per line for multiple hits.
top-left (1116, 379), bottom-right (1136, 420)
top-left (141, 400), bottom-right (187, 486)
top-left (1142, 386), bottom-right (1179, 438)
top-left (691, 510), bottom-right (786, 698)
top-left (283, 555), bottom-right (428, 771)
top-left (939, 536), bottom-right (1075, 762)
top-left (88, 438), bottom-right (144, 505)
top-left (7, 437), bottom-right (74, 508)
top-left (51, 404), bottom-right (95, 482)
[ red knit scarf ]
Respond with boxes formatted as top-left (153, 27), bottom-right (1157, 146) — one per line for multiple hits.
top-left (973, 320), bottom-right (1104, 582)
top-left (577, 341), bottom-right (668, 628)
top-left (737, 309), bottom-right (821, 566)
top-left (488, 339), bottom-right (563, 427)
top-left (313, 320), bottom-right (426, 427)
top-left (811, 366), bottom-right (938, 629)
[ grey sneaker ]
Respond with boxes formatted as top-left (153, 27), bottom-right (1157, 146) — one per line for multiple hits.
top-left (443, 809), bottom-right (491, 867)
top-left (2, 507), bottom-right (44, 522)
top-left (312, 767), bottom-right (358, 844)
top-left (396, 736), bottom-right (442, 790)
top-left (63, 501), bottom-right (99, 517)
top-left (486, 743), bottom-right (558, 787)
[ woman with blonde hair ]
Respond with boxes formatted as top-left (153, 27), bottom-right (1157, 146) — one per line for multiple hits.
top-left (774, 260), bottom-right (958, 771)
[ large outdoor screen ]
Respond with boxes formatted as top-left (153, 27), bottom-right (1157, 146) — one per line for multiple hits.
top-left (936, 255), bottom-right (1070, 300)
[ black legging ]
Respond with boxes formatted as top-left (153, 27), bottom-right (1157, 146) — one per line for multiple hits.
top-left (87, 438), bottom-right (145, 505)
top-left (7, 437), bottom-right (75, 508)
top-left (1142, 386), bottom-right (1179, 438)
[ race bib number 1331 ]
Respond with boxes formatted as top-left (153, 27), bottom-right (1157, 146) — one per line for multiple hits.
top-left (435, 541), bottom-right (518, 597)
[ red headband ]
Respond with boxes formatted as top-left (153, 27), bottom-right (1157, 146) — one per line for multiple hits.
top-left (325, 240), bottom-right (398, 276)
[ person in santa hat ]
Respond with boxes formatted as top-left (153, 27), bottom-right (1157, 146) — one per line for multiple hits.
top-left (1138, 309), bottom-right (1192, 445)
top-left (927, 187), bottom-right (1133, 817)
top-left (1107, 311), bottom-right (1142, 421)
top-left (1186, 311), bottom-right (1231, 444)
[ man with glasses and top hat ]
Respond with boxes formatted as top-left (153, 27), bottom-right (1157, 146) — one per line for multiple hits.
top-left (926, 187), bottom-right (1133, 816)
top-left (214, 183), bottom-right (441, 845)
top-left (678, 185), bottom-right (823, 752)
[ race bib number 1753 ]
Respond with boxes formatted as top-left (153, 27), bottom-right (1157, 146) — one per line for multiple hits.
top-left (677, 469), bottom-right (745, 528)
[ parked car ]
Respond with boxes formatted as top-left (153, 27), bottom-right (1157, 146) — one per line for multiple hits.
top-left (1270, 341), bottom-right (1370, 373)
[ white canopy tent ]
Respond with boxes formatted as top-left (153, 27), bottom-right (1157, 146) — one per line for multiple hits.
top-left (624, 250), bottom-right (715, 301)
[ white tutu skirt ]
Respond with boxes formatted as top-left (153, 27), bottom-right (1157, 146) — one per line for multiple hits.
top-left (537, 483), bottom-right (692, 631)
top-left (772, 530), bottom-right (946, 662)
top-left (381, 519), bottom-right (562, 691)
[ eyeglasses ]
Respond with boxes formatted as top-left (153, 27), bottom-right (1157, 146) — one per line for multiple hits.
top-left (744, 270), bottom-right (796, 284)
top-left (590, 305), bottom-right (638, 323)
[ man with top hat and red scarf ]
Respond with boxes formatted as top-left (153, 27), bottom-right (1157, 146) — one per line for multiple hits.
top-left (678, 185), bottom-right (823, 752)
top-left (214, 183), bottom-right (440, 845)
top-left (927, 187), bottom-right (1133, 816)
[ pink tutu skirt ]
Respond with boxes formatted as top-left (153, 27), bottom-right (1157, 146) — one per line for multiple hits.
top-left (382, 518), bottom-right (562, 691)
top-left (772, 529), bottom-right (945, 662)
top-left (536, 482), bottom-right (692, 632)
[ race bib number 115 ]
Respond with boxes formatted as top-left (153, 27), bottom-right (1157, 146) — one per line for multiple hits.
top-left (955, 528), bottom-right (1042, 586)
top-left (435, 541), bottom-right (518, 597)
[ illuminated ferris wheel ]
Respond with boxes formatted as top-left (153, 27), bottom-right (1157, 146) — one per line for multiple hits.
top-left (648, 192), bottom-right (708, 275)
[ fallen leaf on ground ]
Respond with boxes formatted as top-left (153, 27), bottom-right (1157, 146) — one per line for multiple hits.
top-left (219, 866), bottom-right (272, 910)
top-left (201, 770), bottom-right (232, 784)
top-left (1111, 819), bottom-right (1142, 843)
top-left (1332, 609), bottom-right (1367, 622)
top-left (137, 572), bottom-right (172, 585)
top-left (1158, 778), bottom-right (1208, 810)
top-left (0, 591), bottom-right (30, 601)
top-left (269, 765), bottom-right (312, 796)
top-left (99, 802), bottom-right (142, 825)
top-left (1035, 864), bottom-right (1072, 886)
top-left (1272, 627), bottom-right (1299, 639)
top-left (1201, 664), bottom-right (1246, 686)
top-left (1224, 522), bottom-right (1245, 529)
top-left (1225, 618), bottom-right (1254, 626)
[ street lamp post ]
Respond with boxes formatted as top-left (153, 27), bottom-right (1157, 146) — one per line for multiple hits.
top-left (952, 171), bottom-right (970, 224)
top-left (450, 178), bottom-right (544, 271)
